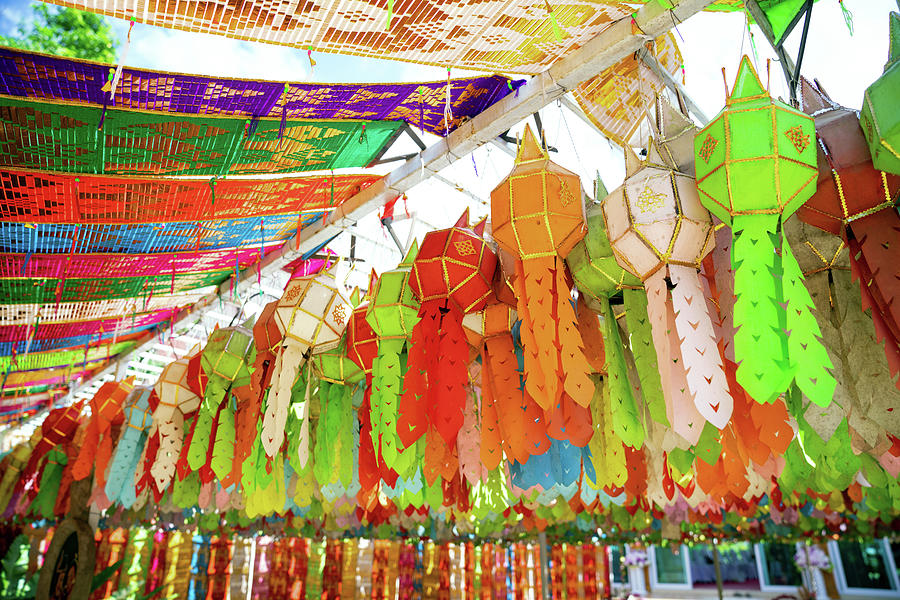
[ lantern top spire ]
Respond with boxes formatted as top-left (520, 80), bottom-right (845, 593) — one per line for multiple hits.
top-left (399, 239), bottom-right (419, 267)
top-left (727, 55), bottom-right (767, 105)
top-left (888, 8), bottom-right (899, 69)
top-left (515, 124), bottom-right (548, 164)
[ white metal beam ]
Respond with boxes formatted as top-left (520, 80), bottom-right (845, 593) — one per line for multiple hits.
top-left (61, 0), bottom-right (715, 404)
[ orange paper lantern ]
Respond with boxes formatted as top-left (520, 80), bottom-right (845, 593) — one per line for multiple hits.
top-left (490, 124), bottom-right (594, 445)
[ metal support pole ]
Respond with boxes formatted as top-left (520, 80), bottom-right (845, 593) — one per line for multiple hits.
top-left (712, 540), bottom-right (724, 600)
top-left (538, 532), bottom-right (551, 600)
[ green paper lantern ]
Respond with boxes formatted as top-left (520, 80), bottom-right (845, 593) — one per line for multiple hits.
top-left (310, 332), bottom-right (364, 385)
top-left (860, 6), bottom-right (900, 175)
top-left (695, 56), bottom-right (833, 408)
top-left (567, 178), bottom-right (642, 310)
top-left (365, 241), bottom-right (421, 474)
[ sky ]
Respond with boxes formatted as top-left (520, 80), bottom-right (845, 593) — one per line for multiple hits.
top-left (0, 0), bottom-right (896, 287)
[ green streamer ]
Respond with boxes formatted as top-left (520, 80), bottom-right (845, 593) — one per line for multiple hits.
top-left (780, 233), bottom-right (836, 408)
top-left (732, 215), bottom-right (792, 403)
top-left (622, 289), bottom-right (669, 426)
top-left (597, 295), bottom-right (644, 448)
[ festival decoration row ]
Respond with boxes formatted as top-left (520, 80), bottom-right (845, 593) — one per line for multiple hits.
top-left (2, 47), bottom-right (899, 540)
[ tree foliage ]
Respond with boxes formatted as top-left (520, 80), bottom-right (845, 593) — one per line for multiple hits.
top-left (0, 4), bottom-right (118, 62)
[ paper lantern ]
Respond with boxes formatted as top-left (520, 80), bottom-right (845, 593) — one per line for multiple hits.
top-left (105, 386), bottom-right (153, 508)
top-left (150, 356), bottom-right (202, 492)
top-left (401, 210), bottom-right (496, 450)
top-left (18, 401), bottom-right (84, 506)
top-left (71, 377), bottom-right (134, 483)
top-left (653, 94), bottom-right (700, 176)
top-left (262, 266), bottom-right (351, 458)
top-left (602, 137), bottom-right (729, 430)
top-left (798, 78), bottom-right (900, 387)
top-left (567, 179), bottom-right (642, 310)
top-left (365, 243), bottom-right (422, 485)
top-left (188, 326), bottom-right (255, 483)
top-left (860, 7), bottom-right (900, 175)
top-left (695, 56), bottom-right (833, 407)
top-left (490, 123), bottom-right (593, 443)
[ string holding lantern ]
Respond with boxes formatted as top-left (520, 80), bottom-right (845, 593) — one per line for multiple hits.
top-left (261, 265), bottom-right (351, 460)
top-left (694, 56), bottom-right (835, 408)
top-left (798, 78), bottom-right (900, 389)
top-left (105, 386), bottom-right (153, 508)
top-left (602, 136), bottom-right (729, 432)
top-left (401, 210), bottom-right (497, 451)
top-left (150, 356), bottom-right (201, 493)
top-left (490, 124), bottom-right (593, 446)
top-left (860, 6), bottom-right (900, 175)
top-left (366, 243), bottom-right (422, 478)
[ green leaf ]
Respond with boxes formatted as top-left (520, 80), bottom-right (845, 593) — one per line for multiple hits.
top-left (91, 558), bottom-right (125, 593)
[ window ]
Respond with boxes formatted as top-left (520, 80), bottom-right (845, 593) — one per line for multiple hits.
top-left (608, 546), bottom-right (628, 583)
top-left (837, 540), bottom-right (892, 590)
top-left (655, 545), bottom-right (689, 584)
top-left (759, 543), bottom-right (801, 587)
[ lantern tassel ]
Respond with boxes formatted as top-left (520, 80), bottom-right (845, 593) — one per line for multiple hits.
top-left (150, 414), bottom-right (184, 493)
top-left (514, 258), bottom-right (551, 409)
top-left (644, 270), bottom-right (701, 446)
top-left (849, 213), bottom-right (900, 343)
top-left (732, 214), bottom-right (793, 404)
top-left (211, 401), bottom-right (236, 481)
top-left (621, 289), bottom-right (669, 426)
top-left (398, 307), bottom-right (436, 448)
top-left (479, 344), bottom-right (504, 470)
top-left (839, 0), bottom-right (854, 34)
top-left (669, 263), bottom-right (732, 428)
top-left (780, 231), bottom-right (836, 407)
top-left (430, 304), bottom-right (468, 446)
top-left (554, 260), bottom-right (594, 406)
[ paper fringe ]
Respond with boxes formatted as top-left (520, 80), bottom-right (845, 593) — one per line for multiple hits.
top-left (399, 305), bottom-right (437, 448)
top-left (621, 290), bottom-right (669, 427)
top-left (780, 232), bottom-right (836, 408)
top-left (211, 401), bottom-right (236, 482)
top-left (554, 263), bottom-right (594, 406)
top-left (150, 411), bottom-right (184, 493)
top-left (850, 215), bottom-right (900, 368)
top-left (431, 305), bottom-right (468, 446)
top-left (669, 263), bottom-right (732, 428)
top-left (514, 258), bottom-right (549, 408)
top-left (479, 344), bottom-right (504, 470)
top-left (597, 295), bottom-right (644, 448)
top-left (732, 215), bottom-right (793, 403)
top-left (261, 346), bottom-right (305, 457)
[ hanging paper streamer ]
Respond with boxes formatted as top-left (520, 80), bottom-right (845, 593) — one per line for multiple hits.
top-left (105, 386), bottom-right (153, 508)
top-left (695, 56), bottom-right (833, 408)
top-left (491, 124), bottom-right (594, 445)
top-left (402, 211), bottom-right (496, 452)
top-left (798, 77), bottom-right (900, 390)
